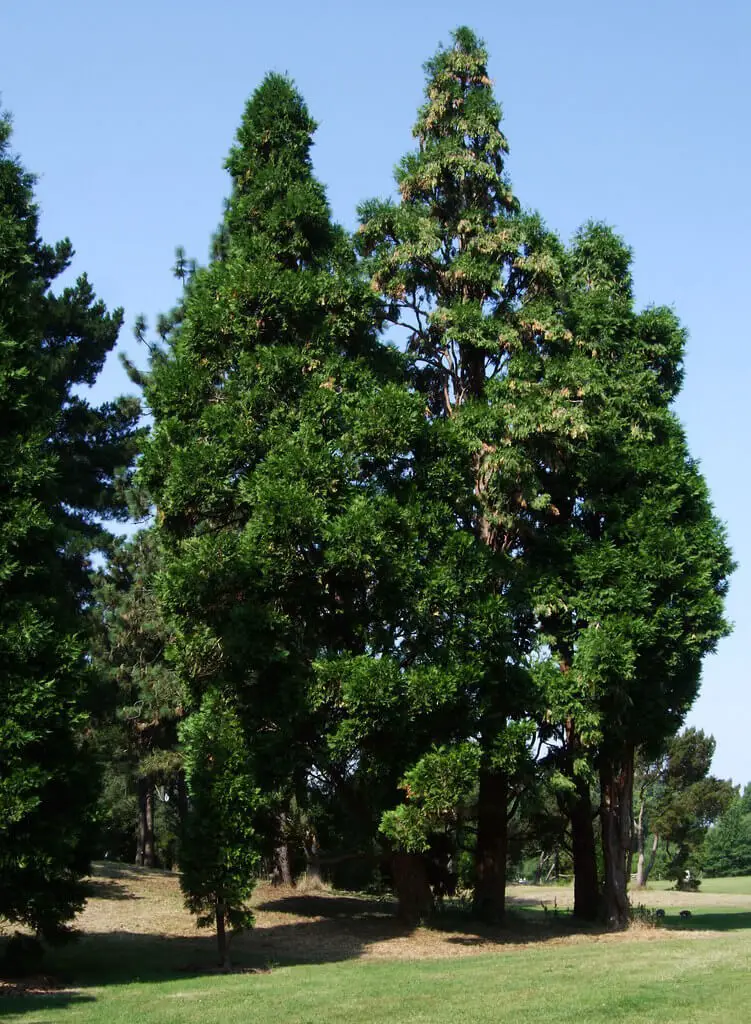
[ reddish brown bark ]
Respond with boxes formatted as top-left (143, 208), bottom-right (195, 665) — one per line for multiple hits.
top-left (391, 852), bottom-right (434, 924)
top-left (473, 768), bottom-right (508, 923)
top-left (570, 778), bottom-right (599, 921)
top-left (600, 747), bottom-right (634, 929)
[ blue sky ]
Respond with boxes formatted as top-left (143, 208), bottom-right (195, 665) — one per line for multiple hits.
top-left (4, 0), bottom-right (748, 783)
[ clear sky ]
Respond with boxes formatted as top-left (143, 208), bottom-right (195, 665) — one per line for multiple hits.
top-left (4, 0), bottom-right (748, 783)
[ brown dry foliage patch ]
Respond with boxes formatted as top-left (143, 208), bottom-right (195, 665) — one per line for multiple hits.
top-left (67, 864), bottom-right (748, 965)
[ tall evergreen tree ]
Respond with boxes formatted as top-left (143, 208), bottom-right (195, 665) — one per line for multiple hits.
top-left (536, 224), bottom-right (733, 925)
top-left (139, 75), bottom-right (430, 901)
top-left (358, 30), bottom-right (733, 927)
top-left (357, 27), bottom-right (573, 922)
top-left (0, 111), bottom-right (140, 939)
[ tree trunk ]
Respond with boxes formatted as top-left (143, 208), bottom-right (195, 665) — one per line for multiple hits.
top-left (391, 852), bottom-right (433, 925)
top-left (570, 778), bottom-right (599, 921)
top-left (135, 797), bottom-right (144, 866)
top-left (143, 780), bottom-right (155, 868)
top-left (271, 811), bottom-right (294, 886)
top-left (304, 830), bottom-right (323, 888)
top-left (473, 768), bottom-right (508, 923)
top-left (634, 797), bottom-right (647, 887)
top-left (135, 777), bottom-right (147, 866)
top-left (600, 747), bottom-right (634, 929)
top-left (534, 850), bottom-right (546, 885)
top-left (273, 841), bottom-right (294, 886)
top-left (215, 899), bottom-right (230, 970)
top-left (562, 718), bottom-right (599, 921)
top-left (637, 832), bottom-right (659, 888)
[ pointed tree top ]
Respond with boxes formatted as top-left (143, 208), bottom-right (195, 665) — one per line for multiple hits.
top-left (397, 27), bottom-right (516, 219)
top-left (227, 73), bottom-right (317, 179)
top-left (222, 73), bottom-right (334, 266)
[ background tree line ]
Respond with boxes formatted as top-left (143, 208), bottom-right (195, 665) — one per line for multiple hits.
top-left (0, 27), bottom-right (738, 966)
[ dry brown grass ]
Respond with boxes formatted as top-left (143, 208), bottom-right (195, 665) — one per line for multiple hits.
top-left (68, 863), bottom-right (748, 967)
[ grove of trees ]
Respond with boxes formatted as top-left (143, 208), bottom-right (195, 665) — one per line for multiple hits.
top-left (0, 28), bottom-right (738, 964)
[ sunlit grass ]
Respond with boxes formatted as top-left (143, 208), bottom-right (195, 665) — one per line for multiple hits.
top-left (2, 865), bottom-right (750, 1022)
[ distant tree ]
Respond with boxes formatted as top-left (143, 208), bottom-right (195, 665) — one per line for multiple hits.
top-left (90, 529), bottom-right (186, 866)
top-left (179, 690), bottom-right (259, 968)
top-left (0, 110), bottom-right (140, 940)
top-left (633, 729), bottom-right (734, 888)
top-left (703, 788), bottom-right (751, 878)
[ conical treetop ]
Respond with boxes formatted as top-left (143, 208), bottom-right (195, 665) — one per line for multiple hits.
top-left (223, 73), bottom-right (334, 267)
top-left (399, 26), bottom-right (517, 224)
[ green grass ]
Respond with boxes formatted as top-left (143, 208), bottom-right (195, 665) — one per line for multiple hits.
top-left (3, 929), bottom-right (751, 1023)
top-left (696, 876), bottom-right (751, 895)
top-left (3, 868), bottom-right (751, 1023)
top-left (644, 875), bottom-right (751, 895)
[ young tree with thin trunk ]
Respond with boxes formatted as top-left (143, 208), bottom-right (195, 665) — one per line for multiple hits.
top-left (179, 690), bottom-right (258, 968)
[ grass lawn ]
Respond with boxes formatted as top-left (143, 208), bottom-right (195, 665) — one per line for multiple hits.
top-left (646, 875), bottom-right (751, 896)
top-left (1, 866), bottom-right (750, 1023)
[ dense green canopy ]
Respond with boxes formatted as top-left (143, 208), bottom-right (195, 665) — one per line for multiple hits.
top-left (0, 112), bottom-right (140, 937)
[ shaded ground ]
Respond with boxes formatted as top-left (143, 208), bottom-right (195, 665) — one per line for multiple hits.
top-left (33, 863), bottom-right (751, 975)
top-left (2, 863), bottom-right (750, 993)
top-left (1, 866), bottom-right (750, 1022)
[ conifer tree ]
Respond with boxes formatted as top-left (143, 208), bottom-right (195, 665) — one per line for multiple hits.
top-left (703, 788), bottom-right (751, 878)
top-left (90, 529), bottom-right (185, 866)
top-left (358, 30), bottom-right (732, 928)
top-left (357, 27), bottom-right (573, 922)
top-left (179, 690), bottom-right (258, 968)
top-left (633, 729), bottom-right (734, 889)
top-left (535, 224), bottom-right (733, 925)
top-left (139, 75), bottom-right (429, 901)
top-left (0, 111), bottom-right (140, 940)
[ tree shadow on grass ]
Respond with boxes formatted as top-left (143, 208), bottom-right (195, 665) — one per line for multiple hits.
top-left (0, 991), bottom-right (95, 1018)
top-left (254, 892), bottom-right (397, 920)
top-left (7, 894), bottom-right (589, 998)
top-left (7, 886), bottom-right (733, 1007)
top-left (660, 910), bottom-right (751, 932)
top-left (84, 877), bottom-right (142, 901)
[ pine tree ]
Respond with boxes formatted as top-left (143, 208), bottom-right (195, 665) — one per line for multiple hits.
top-left (0, 111), bottom-right (141, 940)
top-left (633, 729), bottom-right (734, 889)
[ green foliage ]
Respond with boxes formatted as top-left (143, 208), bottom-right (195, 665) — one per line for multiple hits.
top-left (137, 73), bottom-right (437, 908)
top-left (89, 529), bottom-right (185, 864)
top-left (357, 28), bottom-right (569, 915)
top-left (633, 729), bottom-right (734, 891)
top-left (179, 690), bottom-right (259, 948)
top-left (381, 744), bottom-right (481, 853)
top-left (0, 109), bottom-right (140, 937)
top-left (703, 796), bottom-right (751, 877)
